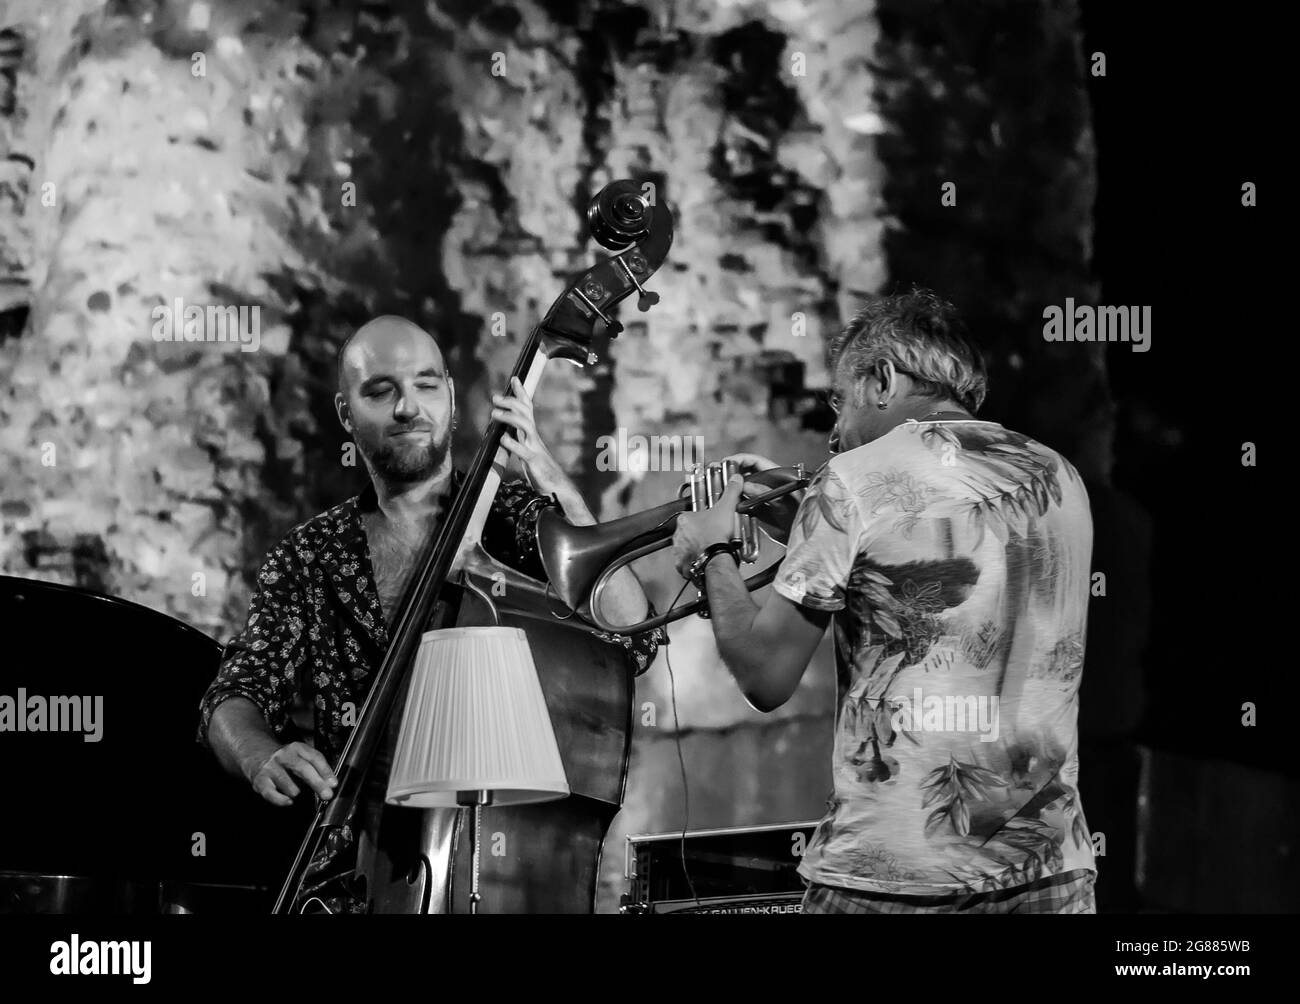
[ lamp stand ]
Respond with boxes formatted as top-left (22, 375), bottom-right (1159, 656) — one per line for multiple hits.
top-left (456, 790), bottom-right (493, 914)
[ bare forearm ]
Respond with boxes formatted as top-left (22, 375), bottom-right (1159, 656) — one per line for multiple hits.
top-left (208, 697), bottom-right (280, 782)
top-left (703, 558), bottom-right (766, 698)
top-left (551, 484), bottom-right (595, 528)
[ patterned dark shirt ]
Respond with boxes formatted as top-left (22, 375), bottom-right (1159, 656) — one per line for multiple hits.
top-left (198, 469), bottom-right (665, 766)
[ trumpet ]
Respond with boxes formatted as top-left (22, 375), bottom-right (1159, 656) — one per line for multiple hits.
top-left (535, 462), bottom-right (810, 635)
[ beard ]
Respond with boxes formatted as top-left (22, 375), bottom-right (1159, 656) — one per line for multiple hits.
top-left (357, 423), bottom-right (453, 484)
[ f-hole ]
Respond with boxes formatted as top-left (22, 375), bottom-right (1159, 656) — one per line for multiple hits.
top-left (406, 856), bottom-right (433, 914)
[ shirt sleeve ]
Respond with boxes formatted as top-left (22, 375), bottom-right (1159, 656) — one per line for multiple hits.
top-left (481, 478), bottom-right (558, 581)
top-left (197, 537), bottom-right (310, 748)
top-left (483, 478), bottom-right (666, 675)
top-left (772, 463), bottom-right (862, 612)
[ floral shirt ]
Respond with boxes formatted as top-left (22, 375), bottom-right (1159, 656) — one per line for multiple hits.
top-left (774, 420), bottom-right (1095, 896)
top-left (198, 469), bottom-right (665, 767)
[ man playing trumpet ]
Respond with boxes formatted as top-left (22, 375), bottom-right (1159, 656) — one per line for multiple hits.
top-left (671, 289), bottom-right (1096, 915)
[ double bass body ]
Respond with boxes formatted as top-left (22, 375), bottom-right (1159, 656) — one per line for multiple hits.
top-left (358, 594), bottom-right (636, 914)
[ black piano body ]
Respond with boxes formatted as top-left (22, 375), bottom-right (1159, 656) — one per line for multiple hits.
top-left (0, 574), bottom-right (306, 913)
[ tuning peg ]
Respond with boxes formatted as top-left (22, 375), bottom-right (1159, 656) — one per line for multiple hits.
top-left (576, 286), bottom-right (624, 339)
top-left (616, 255), bottom-right (659, 313)
top-left (593, 317), bottom-right (624, 339)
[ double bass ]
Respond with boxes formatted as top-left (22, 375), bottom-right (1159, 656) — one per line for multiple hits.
top-left (274, 180), bottom-right (676, 914)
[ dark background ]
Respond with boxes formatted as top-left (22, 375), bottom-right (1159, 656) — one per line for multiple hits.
top-left (1080, 3), bottom-right (1281, 771)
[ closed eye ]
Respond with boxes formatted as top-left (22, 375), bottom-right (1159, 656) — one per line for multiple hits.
top-left (365, 380), bottom-right (443, 397)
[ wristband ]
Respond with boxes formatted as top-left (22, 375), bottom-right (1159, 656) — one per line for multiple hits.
top-left (688, 542), bottom-right (740, 591)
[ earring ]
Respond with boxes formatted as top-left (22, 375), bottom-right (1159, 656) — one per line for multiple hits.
top-left (877, 399), bottom-right (889, 410)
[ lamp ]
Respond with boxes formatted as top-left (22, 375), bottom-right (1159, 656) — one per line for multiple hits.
top-left (386, 625), bottom-right (569, 914)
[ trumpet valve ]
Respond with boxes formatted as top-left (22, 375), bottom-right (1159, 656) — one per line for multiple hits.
top-left (687, 463), bottom-right (708, 512)
top-left (705, 462), bottom-right (725, 507)
top-left (722, 459), bottom-right (760, 563)
top-left (737, 517), bottom-right (760, 563)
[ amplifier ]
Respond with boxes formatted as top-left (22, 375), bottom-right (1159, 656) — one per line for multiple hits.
top-left (620, 820), bottom-right (819, 914)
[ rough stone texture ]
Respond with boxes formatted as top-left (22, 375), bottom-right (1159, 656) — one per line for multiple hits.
top-left (0, 0), bottom-right (1099, 912)
top-left (1, 0), bottom-right (352, 624)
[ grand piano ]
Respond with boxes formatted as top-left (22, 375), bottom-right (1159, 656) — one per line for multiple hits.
top-left (0, 574), bottom-right (307, 913)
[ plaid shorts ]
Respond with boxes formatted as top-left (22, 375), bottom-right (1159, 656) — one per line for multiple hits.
top-left (801, 869), bottom-right (1096, 915)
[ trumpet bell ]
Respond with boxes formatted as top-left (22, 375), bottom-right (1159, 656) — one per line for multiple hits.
top-left (538, 496), bottom-right (682, 612)
top-left (536, 466), bottom-right (809, 621)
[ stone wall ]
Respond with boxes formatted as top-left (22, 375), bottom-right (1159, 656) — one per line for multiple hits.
top-left (0, 0), bottom-right (1100, 913)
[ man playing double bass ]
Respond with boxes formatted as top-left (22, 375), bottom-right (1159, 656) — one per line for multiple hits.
top-left (672, 289), bottom-right (1097, 915)
top-left (199, 315), bottom-right (665, 808)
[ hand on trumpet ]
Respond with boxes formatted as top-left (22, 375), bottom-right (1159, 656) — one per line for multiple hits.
top-left (722, 452), bottom-right (780, 474)
top-left (671, 473), bottom-right (746, 580)
top-left (723, 453), bottom-right (797, 502)
top-left (725, 453), bottom-right (805, 506)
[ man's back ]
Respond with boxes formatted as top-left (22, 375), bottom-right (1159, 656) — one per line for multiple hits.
top-left (774, 418), bottom-right (1095, 895)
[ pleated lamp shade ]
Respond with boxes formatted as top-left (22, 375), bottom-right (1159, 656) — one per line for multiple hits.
top-left (386, 626), bottom-right (569, 808)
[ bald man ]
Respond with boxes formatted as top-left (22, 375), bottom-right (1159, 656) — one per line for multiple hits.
top-left (199, 316), bottom-right (665, 808)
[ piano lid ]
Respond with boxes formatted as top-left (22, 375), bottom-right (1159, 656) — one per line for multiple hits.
top-left (0, 574), bottom-right (308, 903)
